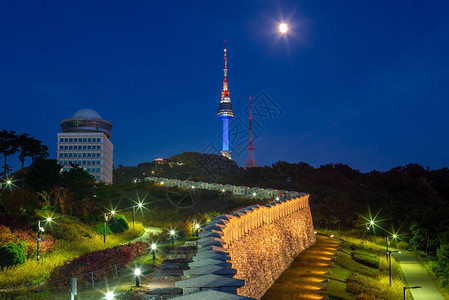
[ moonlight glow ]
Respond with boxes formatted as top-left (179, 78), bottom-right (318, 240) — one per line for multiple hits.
top-left (279, 23), bottom-right (288, 33)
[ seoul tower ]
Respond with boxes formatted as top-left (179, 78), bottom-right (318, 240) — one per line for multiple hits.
top-left (217, 42), bottom-right (234, 159)
top-left (245, 97), bottom-right (257, 169)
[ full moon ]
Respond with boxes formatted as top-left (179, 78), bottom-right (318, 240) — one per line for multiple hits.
top-left (279, 23), bottom-right (288, 33)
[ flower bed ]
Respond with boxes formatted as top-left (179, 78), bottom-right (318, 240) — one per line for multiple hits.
top-left (48, 241), bottom-right (147, 287)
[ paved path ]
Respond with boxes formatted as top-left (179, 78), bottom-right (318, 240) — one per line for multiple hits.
top-left (393, 251), bottom-right (445, 300)
top-left (129, 226), bottom-right (162, 243)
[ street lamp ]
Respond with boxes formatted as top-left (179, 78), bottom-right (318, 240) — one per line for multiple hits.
top-left (170, 230), bottom-right (175, 245)
top-left (386, 234), bottom-right (399, 262)
top-left (388, 250), bottom-right (401, 286)
top-left (195, 223), bottom-right (200, 237)
top-left (403, 286), bottom-right (421, 299)
top-left (132, 203), bottom-right (143, 227)
top-left (37, 217), bottom-right (52, 261)
top-left (105, 291), bottom-right (114, 300)
top-left (151, 243), bottom-right (157, 261)
top-left (134, 268), bottom-right (141, 287)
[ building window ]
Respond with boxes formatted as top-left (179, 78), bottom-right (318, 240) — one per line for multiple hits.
top-left (96, 168), bottom-right (100, 172)
top-left (64, 161), bottom-right (68, 165)
top-left (69, 146), bottom-right (72, 150)
top-left (78, 160), bottom-right (81, 165)
top-left (82, 161), bottom-right (86, 165)
top-left (59, 146), bottom-right (63, 150)
top-left (69, 138), bottom-right (73, 142)
top-left (59, 138), bottom-right (63, 142)
top-left (88, 138), bottom-right (91, 142)
top-left (83, 153), bottom-right (86, 157)
top-left (87, 153), bottom-right (91, 157)
top-left (64, 146), bottom-right (68, 150)
top-left (64, 138), bottom-right (68, 142)
top-left (73, 146), bottom-right (77, 150)
top-left (68, 153), bottom-right (72, 157)
top-left (97, 160), bottom-right (100, 165)
top-left (87, 146), bottom-right (91, 150)
top-left (74, 138), bottom-right (78, 142)
top-left (83, 146), bottom-right (87, 150)
top-left (97, 146), bottom-right (101, 150)
top-left (87, 161), bottom-right (91, 165)
top-left (78, 153), bottom-right (82, 157)
top-left (83, 138), bottom-right (87, 142)
top-left (64, 153), bottom-right (68, 157)
top-left (59, 153), bottom-right (63, 157)
top-left (87, 168), bottom-right (90, 172)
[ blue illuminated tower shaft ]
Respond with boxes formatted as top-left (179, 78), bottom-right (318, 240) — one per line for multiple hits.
top-left (223, 119), bottom-right (229, 152)
top-left (217, 42), bottom-right (234, 159)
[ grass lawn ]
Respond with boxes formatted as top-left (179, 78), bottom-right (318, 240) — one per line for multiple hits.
top-left (263, 233), bottom-right (407, 300)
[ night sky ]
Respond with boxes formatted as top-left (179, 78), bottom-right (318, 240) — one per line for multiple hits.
top-left (1, 1), bottom-right (449, 172)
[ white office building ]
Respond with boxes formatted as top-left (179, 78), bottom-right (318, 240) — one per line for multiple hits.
top-left (57, 108), bottom-right (113, 184)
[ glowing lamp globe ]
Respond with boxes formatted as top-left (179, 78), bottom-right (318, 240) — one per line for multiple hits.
top-left (170, 230), bottom-right (175, 235)
top-left (134, 268), bottom-right (141, 276)
top-left (106, 291), bottom-right (114, 300)
top-left (151, 243), bottom-right (157, 250)
top-left (138, 203), bottom-right (143, 208)
top-left (279, 23), bottom-right (288, 33)
top-left (46, 217), bottom-right (52, 222)
top-left (195, 224), bottom-right (200, 229)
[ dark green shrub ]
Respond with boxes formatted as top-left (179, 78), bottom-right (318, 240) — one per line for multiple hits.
top-left (93, 223), bottom-right (112, 235)
top-left (108, 214), bottom-right (129, 233)
top-left (352, 252), bottom-right (380, 269)
top-left (41, 205), bottom-right (57, 213)
top-left (0, 243), bottom-right (25, 267)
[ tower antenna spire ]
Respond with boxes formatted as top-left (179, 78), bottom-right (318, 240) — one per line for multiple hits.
top-left (245, 96), bottom-right (257, 169)
top-left (217, 41), bottom-right (234, 159)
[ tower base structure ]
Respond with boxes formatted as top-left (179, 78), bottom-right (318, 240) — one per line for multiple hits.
top-left (221, 150), bottom-right (231, 160)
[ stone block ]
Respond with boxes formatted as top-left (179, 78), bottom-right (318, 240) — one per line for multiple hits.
top-left (199, 230), bottom-right (223, 239)
top-left (173, 290), bottom-right (256, 299)
top-left (202, 224), bottom-right (225, 231)
top-left (183, 265), bottom-right (237, 277)
top-left (194, 248), bottom-right (228, 258)
top-left (192, 253), bottom-right (231, 261)
top-left (196, 245), bottom-right (227, 253)
top-left (189, 259), bottom-right (232, 268)
top-left (197, 237), bottom-right (226, 247)
top-left (175, 274), bottom-right (245, 291)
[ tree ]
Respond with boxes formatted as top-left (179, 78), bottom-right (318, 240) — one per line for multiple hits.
top-left (61, 165), bottom-right (95, 202)
top-left (18, 134), bottom-right (48, 169)
top-left (24, 159), bottom-right (62, 193)
top-left (0, 130), bottom-right (19, 178)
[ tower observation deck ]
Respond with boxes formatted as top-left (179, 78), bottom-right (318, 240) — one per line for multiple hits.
top-left (217, 42), bottom-right (234, 159)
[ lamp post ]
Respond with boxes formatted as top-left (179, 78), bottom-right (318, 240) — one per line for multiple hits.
top-left (132, 203), bottom-right (143, 227)
top-left (388, 250), bottom-right (401, 286)
top-left (386, 237), bottom-right (389, 262)
top-left (195, 223), bottom-right (200, 237)
top-left (151, 243), bottom-right (156, 261)
top-left (170, 230), bottom-right (175, 245)
top-left (37, 217), bottom-right (52, 261)
top-left (105, 291), bottom-right (114, 300)
top-left (134, 268), bottom-right (141, 287)
top-left (103, 212), bottom-right (107, 243)
top-left (403, 286), bottom-right (421, 300)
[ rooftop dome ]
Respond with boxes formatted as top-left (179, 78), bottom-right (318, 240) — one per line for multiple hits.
top-left (72, 108), bottom-right (102, 119)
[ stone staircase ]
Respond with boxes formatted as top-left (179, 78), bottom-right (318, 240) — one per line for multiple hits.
top-left (143, 244), bottom-right (197, 299)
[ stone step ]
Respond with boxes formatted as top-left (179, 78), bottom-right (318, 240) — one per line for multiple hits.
top-left (161, 263), bottom-right (188, 270)
top-left (148, 287), bottom-right (183, 295)
top-left (163, 258), bottom-right (193, 264)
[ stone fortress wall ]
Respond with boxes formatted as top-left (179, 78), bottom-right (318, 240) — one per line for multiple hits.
top-left (175, 194), bottom-right (316, 300)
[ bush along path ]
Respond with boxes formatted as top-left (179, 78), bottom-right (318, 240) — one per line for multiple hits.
top-left (393, 251), bottom-right (445, 300)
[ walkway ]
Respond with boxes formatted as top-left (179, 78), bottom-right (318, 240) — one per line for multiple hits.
top-left (129, 226), bottom-right (162, 243)
top-left (393, 251), bottom-right (445, 300)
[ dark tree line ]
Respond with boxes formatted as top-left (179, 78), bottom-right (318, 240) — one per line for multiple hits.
top-left (0, 130), bottom-right (48, 178)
